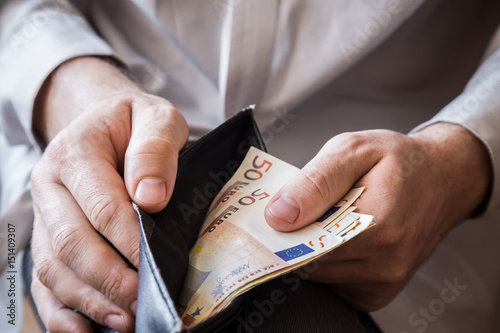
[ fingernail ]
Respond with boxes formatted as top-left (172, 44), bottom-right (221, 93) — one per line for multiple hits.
top-left (268, 195), bottom-right (300, 224)
top-left (131, 300), bottom-right (137, 315)
top-left (135, 177), bottom-right (167, 204)
top-left (104, 314), bottom-right (127, 332)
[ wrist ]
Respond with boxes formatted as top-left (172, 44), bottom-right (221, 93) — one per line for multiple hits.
top-left (33, 56), bottom-right (143, 144)
top-left (411, 123), bottom-right (492, 225)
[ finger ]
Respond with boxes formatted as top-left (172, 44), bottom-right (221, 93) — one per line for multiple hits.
top-left (125, 96), bottom-right (188, 213)
top-left (31, 275), bottom-right (93, 333)
top-left (265, 132), bottom-right (384, 231)
top-left (34, 132), bottom-right (141, 268)
top-left (31, 210), bottom-right (134, 332)
top-left (31, 183), bottom-right (139, 316)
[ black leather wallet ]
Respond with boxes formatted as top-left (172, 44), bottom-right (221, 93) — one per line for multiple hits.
top-left (133, 107), bottom-right (265, 332)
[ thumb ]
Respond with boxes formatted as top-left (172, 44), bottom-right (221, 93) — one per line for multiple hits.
top-left (125, 97), bottom-right (188, 213)
top-left (264, 134), bottom-right (382, 232)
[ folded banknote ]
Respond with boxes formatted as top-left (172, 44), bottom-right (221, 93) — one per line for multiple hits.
top-left (179, 147), bottom-right (375, 328)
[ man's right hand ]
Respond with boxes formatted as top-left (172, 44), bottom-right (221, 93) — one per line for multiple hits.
top-left (29, 57), bottom-right (188, 333)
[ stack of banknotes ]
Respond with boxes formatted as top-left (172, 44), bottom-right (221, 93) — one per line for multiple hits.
top-left (179, 147), bottom-right (374, 328)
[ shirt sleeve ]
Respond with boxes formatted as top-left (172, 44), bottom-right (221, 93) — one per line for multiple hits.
top-left (412, 37), bottom-right (500, 214)
top-left (0, 0), bottom-right (117, 148)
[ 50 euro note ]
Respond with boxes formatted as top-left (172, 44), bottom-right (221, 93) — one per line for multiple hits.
top-left (179, 147), bottom-right (375, 328)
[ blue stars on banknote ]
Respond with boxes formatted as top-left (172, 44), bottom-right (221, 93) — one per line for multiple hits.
top-left (190, 307), bottom-right (204, 318)
top-left (212, 284), bottom-right (224, 298)
top-left (274, 244), bottom-right (314, 261)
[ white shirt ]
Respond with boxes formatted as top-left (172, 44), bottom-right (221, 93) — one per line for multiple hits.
top-left (1, 0), bottom-right (499, 332)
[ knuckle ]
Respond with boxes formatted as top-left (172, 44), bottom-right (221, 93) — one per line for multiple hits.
top-left (328, 132), bottom-right (366, 151)
top-left (127, 134), bottom-right (178, 158)
top-left (42, 133), bottom-right (80, 175)
top-left (374, 223), bottom-right (403, 253)
top-left (30, 160), bottom-right (59, 196)
top-left (134, 94), bottom-right (188, 143)
top-left (46, 133), bottom-right (72, 161)
top-left (325, 132), bottom-right (375, 161)
top-left (30, 163), bottom-right (45, 187)
top-left (100, 266), bottom-right (127, 300)
top-left (379, 131), bottom-right (408, 154)
top-left (33, 255), bottom-right (57, 289)
top-left (135, 95), bottom-right (170, 119)
top-left (139, 93), bottom-right (175, 110)
top-left (76, 292), bottom-right (103, 323)
top-left (299, 168), bottom-right (332, 204)
top-left (375, 129), bottom-right (401, 139)
top-left (53, 224), bottom-right (85, 266)
top-left (377, 236), bottom-right (398, 253)
top-left (88, 193), bottom-right (121, 236)
top-left (78, 295), bottom-right (93, 316)
top-left (30, 167), bottom-right (48, 202)
top-left (143, 101), bottom-right (164, 117)
top-left (45, 318), bottom-right (61, 333)
top-left (47, 119), bottom-right (110, 166)
top-left (168, 104), bottom-right (188, 129)
top-left (126, 242), bottom-right (140, 268)
top-left (329, 130), bottom-right (406, 157)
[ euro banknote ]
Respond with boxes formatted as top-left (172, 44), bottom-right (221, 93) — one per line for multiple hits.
top-left (179, 146), bottom-right (374, 328)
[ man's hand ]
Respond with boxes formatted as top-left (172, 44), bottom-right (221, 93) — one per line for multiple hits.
top-left (30, 57), bottom-right (188, 332)
top-left (264, 123), bottom-right (492, 311)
